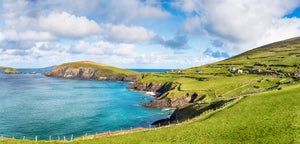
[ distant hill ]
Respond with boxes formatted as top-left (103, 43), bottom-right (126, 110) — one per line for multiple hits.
top-left (0, 66), bottom-right (21, 74)
top-left (129, 36), bottom-right (300, 122)
top-left (187, 37), bottom-right (300, 74)
top-left (45, 61), bottom-right (140, 82)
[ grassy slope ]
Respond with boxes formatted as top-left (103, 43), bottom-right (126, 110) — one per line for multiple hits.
top-left (56, 61), bottom-right (138, 76)
top-left (5, 82), bottom-right (298, 143)
top-left (3, 67), bottom-right (19, 74)
top-left (76, 83), bottom-right (300, 143)
top-left (140, 37), bottom-right (300, 101)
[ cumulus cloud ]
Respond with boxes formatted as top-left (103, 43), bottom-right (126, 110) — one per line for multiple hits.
top-left (156, 34), bottom-right (190, 50)
top-left (0, 30), bottom-right (54, 41)
top-left (203, 48), bottom-right (229, 58)
top-left (177, 0), bottom-right (300, 51)
top-left (70, 40), bottom-right (136, 56)
top-left (100, 24), bottom-right (157, 43)
top-left (39, 12), bottom-right (100, 38)
top-left (98, 0), bottom-right (170, 23)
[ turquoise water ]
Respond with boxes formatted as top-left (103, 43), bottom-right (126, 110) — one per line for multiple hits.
top-left (0, 74), bottom-right (171, 140)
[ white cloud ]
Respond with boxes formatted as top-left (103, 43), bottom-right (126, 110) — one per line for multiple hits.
top-left (179, 0), bottom-right (300, 51)
top-left (103, 0), bottom-right (170, 23)
top-left (71, 40), bottom-right (136, 56)
top-left (39, 12), bottom-right (100, 38)
top-left (0, 30), bottom-right (54, 41)
top-left (101, 24), bottom-right (157, 42)
top-left (183, 16), bottom-right (201, 32)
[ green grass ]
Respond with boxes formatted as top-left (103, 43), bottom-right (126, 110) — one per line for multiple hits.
top-left (58, 61), bottom-right (138, 76)
top-left (4, 68), bottom-right (19, 74)
top-left (75, 83), bottom-right (300, 143)
top-left (137, 37), bottom-right (300, 101)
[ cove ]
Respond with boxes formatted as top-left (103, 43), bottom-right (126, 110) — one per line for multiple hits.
top-left (0, 73), bottom-right (171, 140)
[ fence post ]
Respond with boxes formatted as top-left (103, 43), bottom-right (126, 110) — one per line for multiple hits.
top-left (71, 134), bottom-right (73, 141)
top-left (49, 135), bottom-right (51, 141)
top-left (1, 135), bottom-right (3, 141)
top-left (23, 136), bottom-right (25, 140)
top-left (64, 136), bottom-right (66, 141)
top-left (58, 136), bottom-right (60, 141)
top-left (35, 136), bottom-right (37, 142)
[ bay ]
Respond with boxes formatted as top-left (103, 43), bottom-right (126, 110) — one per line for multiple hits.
top-left (0, 73), bottom-right (171, 140)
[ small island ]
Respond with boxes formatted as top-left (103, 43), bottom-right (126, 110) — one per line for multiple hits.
top-left (3, 67), bottom-right (21, 74)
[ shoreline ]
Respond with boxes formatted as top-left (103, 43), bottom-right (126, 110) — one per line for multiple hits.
top-left (0, 95), bottom-right (244, 142)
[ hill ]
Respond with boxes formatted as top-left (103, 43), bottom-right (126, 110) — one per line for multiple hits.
top-left (129, 37), bottom-right (300, 122)
top-left (186, 36), bottom-right (300, 74)
top-left (45, 61), bottom-right (140, 82)
top-left (78, 82), bottom-right (300, 143)
top-left (0, 66), bottom-right (21, 74)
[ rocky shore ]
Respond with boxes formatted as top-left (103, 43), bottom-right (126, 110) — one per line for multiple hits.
top-left (128, 82), bottom-right (199, 108)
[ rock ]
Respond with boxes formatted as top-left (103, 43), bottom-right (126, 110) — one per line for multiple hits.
top-left (44, 61), bottom-right (139, 82)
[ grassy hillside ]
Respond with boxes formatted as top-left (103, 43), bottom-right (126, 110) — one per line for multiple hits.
top-left (79, 83), bottom-right (299, 144)
top-left (3, 67), bottom-right (20, 74)
top-left (55, 61), bottom-right (138, 76)
top-left (3, 81), bottom-right (299, 143)
top-left (45, 61), bottom-right (140, 81)
top-left (139, 37), bottom-right (300, 102)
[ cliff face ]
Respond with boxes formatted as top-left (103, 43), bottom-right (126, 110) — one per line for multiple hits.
top-left (128, 82), bottom-right (174, 96)
top-left (128, 82), bottom-right (196, 108)
top-left (44, 61), bottom-right (139, 82)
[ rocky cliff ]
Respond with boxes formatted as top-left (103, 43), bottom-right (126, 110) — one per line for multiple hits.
top-left (128, 82), bottom-right (199, 108)
top-left (44, 61), bottom-right (140, 82)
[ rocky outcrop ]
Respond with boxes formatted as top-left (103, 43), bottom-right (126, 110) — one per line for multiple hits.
top-left (4, 68), bottom-right (21, 74)
top-left (129, 82), bottom-right (203, 108)
top-left (128, 82), bottom-right (175, 96)
top-left (45, 65), bottom-right (138, 82)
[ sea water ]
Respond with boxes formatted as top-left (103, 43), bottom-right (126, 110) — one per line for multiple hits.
top-left (0, 73), bottom-right (171, 140)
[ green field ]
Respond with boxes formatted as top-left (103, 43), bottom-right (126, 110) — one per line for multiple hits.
top-left (80, 83), bottom-right (299, 144)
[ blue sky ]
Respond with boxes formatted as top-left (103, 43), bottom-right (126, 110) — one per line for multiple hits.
top-left (1, 0), bottom-right (300, 68)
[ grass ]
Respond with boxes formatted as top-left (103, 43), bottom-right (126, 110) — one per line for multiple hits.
top-left (75, 83), bottom-right (300, 143)
top-left (4, 68), bottom-right (19, 74)
top-left (58, 61), bottom-right (138, 76)
top-left (137, 37), bottom-right (300, 101)
top-left (4, 82), bottom-right (298, 143)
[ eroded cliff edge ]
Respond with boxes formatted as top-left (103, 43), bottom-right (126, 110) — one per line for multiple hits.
top-left (128, 82), bottom-right (201, 109)
top-left (44, 61), bottom-right (140, 82)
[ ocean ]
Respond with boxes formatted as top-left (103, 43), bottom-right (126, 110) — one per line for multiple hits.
top-left (0, 72), bottom-right (172, 140)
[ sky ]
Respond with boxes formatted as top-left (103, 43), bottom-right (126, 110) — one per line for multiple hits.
top-left (1, 0), bottom-right (300, 69)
